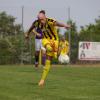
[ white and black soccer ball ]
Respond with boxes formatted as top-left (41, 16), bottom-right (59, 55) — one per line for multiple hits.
top-left (58, 54), bottom-right (70, 64)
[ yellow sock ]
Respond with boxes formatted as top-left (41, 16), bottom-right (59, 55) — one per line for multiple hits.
top-left (53, 52), bottom-right (57, 59)
top-left (41, 59), bottom-right (51, 80)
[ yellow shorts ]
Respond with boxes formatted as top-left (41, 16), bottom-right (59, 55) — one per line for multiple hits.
top-left (42, 39), bottom-right (58, 57)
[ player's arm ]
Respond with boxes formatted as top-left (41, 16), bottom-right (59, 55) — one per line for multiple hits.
top-left (25, 28), bottom-right (41, 39)
top-left (48, 18), bottom-right (70, 29)
top-left (55, 21), bottom-right (70, 29)
top-left (25, 20), bottom-right (40, 38)
top-left (32, 29), bottom-right (41, 37)
top-left (25, 22), bottom-right (35, 39)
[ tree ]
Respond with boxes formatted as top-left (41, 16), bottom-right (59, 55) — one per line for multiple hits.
top-left (0, 12), bottom-right (24, 64)
top-left (0, 12), bottom-right (22, 37)
top-left (79, 16), bottom-right (100, 42)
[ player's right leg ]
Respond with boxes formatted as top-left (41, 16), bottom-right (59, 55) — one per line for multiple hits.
top-left (39, 40), bottom-right (58, 83)
top-left (38, 39), bottom-right (53, 86)
top-left (38, 55), bottom-right (52, 86)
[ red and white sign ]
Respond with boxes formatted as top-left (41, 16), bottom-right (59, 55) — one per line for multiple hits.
top-left (78, 42), bottom-right (100, 60)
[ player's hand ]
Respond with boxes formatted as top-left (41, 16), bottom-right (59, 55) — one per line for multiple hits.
top-left (36, 33), bottom-right (41, 37)
top-left (65, 24), bottom-right (71, 29)
top-left (25, 33), bottom-right (29, 44)
top-left (32, 29), bottom-right (41, 37)
top-left (25, 33), bottom-right (29, 39)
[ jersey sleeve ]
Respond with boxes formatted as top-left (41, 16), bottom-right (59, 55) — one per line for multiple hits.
top-left (32, 20), bottom-right (38, 28)
top-left (27, 20), bottom-right (38, 33)
top-left (47, 18), bottom-right (56, 25)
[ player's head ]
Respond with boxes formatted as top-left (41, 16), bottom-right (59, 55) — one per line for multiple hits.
top-left (38, 10), bottom-right (46, 24)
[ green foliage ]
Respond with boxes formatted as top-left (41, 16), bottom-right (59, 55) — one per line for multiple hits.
top-left (0, 12), bottom-right (22, 37)
top-left (0, 12), bottom-right (24, 64)
top-left (79, 16), bottom-right (100, 42)
top-left (0, 36), bottom-right (21, 64)
top-left (0, 39), bottom-right (11, 64)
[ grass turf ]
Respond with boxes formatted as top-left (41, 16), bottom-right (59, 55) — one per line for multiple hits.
top-left (0, 65), bottom-right (100, 100)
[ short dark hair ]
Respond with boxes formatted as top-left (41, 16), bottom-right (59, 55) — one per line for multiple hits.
top-left (39, 10), bottom-right (45, 14)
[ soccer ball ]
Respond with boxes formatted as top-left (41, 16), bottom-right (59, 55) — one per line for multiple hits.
top-left (58, 54), bottom-right (70, 64)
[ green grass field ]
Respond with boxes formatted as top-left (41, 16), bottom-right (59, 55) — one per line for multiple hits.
top-left (0, 65), bottom-right (100, 100)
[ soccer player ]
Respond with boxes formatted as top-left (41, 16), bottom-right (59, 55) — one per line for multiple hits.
top-left (58, 36), bottom-right (69, 56)
top-left (25, 10), bottom-right (70, 86)
top-left (26, 26), bottom-right (43, 67)
top-left (58, 36), bottom-right (69, 63)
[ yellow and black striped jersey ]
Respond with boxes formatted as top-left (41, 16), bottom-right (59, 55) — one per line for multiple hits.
top-left (29, 18), bottom-right (58, 40)
top-left (59, 40), bottom-right (69, 55)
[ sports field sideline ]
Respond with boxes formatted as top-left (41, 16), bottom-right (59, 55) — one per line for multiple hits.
top-left (0, 65), bottom-right (100, 100)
